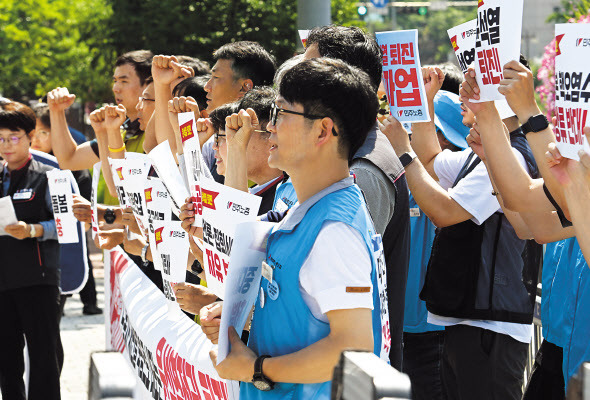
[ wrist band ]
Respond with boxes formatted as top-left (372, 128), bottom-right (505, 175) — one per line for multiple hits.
top-left (108, 144), bottom-right (126, 153)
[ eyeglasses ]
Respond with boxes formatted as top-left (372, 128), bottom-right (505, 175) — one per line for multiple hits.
top-left (35, 130), bottom-right (50, 137)
top-left (214, 132), bottom-right (226, 146)
top-left (0, 134), bottom-right (27, 146)
top-left (138, 97), bottom-right (155, 105)
top-left (269, 103), bottom-right (338, 136)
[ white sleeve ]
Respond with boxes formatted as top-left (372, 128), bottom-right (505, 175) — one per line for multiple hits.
top-left (299, 221), bottom-right (374, 321)
top-left (447, 148), bottom-right (529, 225)
top-left (433, 148), bottom-right (472, 190)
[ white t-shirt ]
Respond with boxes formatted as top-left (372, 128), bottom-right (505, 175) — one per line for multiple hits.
top-left (428, 148), bottom-right (533, 344)
top-left (280, 206), bottom-right (374, 323)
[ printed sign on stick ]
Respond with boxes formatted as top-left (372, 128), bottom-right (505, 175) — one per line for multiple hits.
top-left (473, 0), bottom-right (524, 102)
top-left (553, 23), bottom-right (590, 160)
top-left (376, 30), bottom-right (430, 123)
top-left (47, 169), bottom-right (78, 244)
top-left (178, 112), bottom-right (204, 228)
top-left (200, 177), bottom-right (262, 298)
top-left (448, 19), bottom-right (477, 74)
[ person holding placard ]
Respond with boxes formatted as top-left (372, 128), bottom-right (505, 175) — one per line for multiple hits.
top-left (206, 57), bottom-right (388, 400)
top-left (0, 100), bottom-right (62, 400)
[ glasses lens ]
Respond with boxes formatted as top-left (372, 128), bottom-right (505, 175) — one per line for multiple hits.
top-left (270, 104), bottom-right (278, 126)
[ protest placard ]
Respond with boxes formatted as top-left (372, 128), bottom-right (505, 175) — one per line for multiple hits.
top-left (448, 19), bottom-right (477, 74)
top-left (121, 157), bottom-right (149, 237)
top-left (148, 140), bottom-right (189, 215)
top-left (104, 246), bottom-right (239, 400)
top-left (109, 158), bottom-right (128, 207)
top-left (90, 162), bottom-right (101, 240)
top-left (298, 30), bottom-right (309, 48)
top-left (156, 221), bottom-right (189, 306)
top-left (376, 30), bottom-right (430, 123)
top-left (179, 111), bottom-right (204, 228)
top-left (145, 177), bottom-right (172, 272)
top-left (0, 196), bottom-right (17, 236)
top-left (553, 23), bottom-right (590, 160)
top-left (46, 169), bottom-right (78, 244)
top-left (200, 177), bottom-right (262, 299)
top-left (473, 0), bottom-right (523, 102)
top-left (372, 234), bottom-right (392, 361)
top-left (217, 221), bottom-right (274, 364)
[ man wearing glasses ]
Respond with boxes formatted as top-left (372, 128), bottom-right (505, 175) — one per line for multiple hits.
top-left (205, 58), bottom-right (388, 399)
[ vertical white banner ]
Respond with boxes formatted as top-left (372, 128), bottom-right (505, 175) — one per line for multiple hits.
top-left (145, 177), bottom-right (172, 272)
top-left (179, 111), bottom-right (204, 228)
top-left (156, 221), bottom-right (189, 308)
top-left (473, 0), bottom-right (523, 102)
top-left (90, 162), bottom-right (101, 240)
top-left (200, 177), bottom-right (262, 298)
top-left (46, 169), bottom-right (78, 243)
top-left (376, 29), bottom-right (430, 123)
top-left (148, 140), bottom-right (189, 214)
top-left (448, 19), bottom-right (477, 74)
top-left (554, 23), bottom-right (590, 160)
top-left (121, 157), bottom-right (149, 237)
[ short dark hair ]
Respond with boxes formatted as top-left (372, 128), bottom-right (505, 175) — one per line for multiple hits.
top-left (209, 102), bottom-right (238, 133)
top-left (438, 62), bottom-right (463, 95)
top-left (0, 100), bottom-right (37, 134)
top-left (237, 86), bottom-right (277, 127)
top-left (172, 75), bottom-right (210, 112)
top-left (115, 50), bottom-right (154, 86)
top-left (32, 103), bottom-right (51, 128)
top-left (175, 55), bottom-right (211, 77)
top-left (279, 58), bottom-right (378, 161)
top-left (306, 26), bottom-right (382, 92)
top-left (213, 41), bottom-right (276, 87)
top-left (520, 54), bottom-right (530, 71)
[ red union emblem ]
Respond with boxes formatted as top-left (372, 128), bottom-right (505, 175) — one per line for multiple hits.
top-left (116, 167), bottom-right (124, 181)
top-left (201, 189), bottom-right (219, 210)
top-left (450, 35), bottom-right (459, 52)
top-left (478, 0), bottom-right (484, 7)
top-left (144, 187), bottom-right (153, 202)
top-left (555, 34), bottom-right (565, 56)
top-left (155, 227), bottom-right (164, 245)
top-left (180, 120), bottom-right (195, 143)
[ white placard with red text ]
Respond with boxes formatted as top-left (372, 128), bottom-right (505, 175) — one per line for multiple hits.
top-left (46, 169), bottom-right (78, 244)
top-left (448, 19), bottom-right (477, 74)
top-left (103, 247), bottom-right (239, 400)
top-left (553, 23), bottom-right (590, 160)
top-left (217, 221), bottom-right (274, 364)
top-left (108, 158), bottom-right (128, 207)
top-left (90, 162), bottom-right (101, 240)
top-left (200, 177), bottom-right (262, 299)
top-left (473, 0), bottom-right (523, 102)
top-left (179, 112), bottom-right (204, 228)
top-left (148, 140), bottom-right (189, 215)
top-left (298, 30), bottom-right (309, 48)
top-left (155, 221), bottom-right (189, 306)
top-left (376, 30), bottom-right (430, 123)
top-left (372, 234), bottom-right (392, 362)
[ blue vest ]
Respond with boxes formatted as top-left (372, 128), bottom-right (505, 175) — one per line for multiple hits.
top-left (403, 194), bottom-right (444, 333)
top-left (542, 237), bottom-right (590, 386)
top-left (272, 178), bottom-right (297, 212)
top-left (243, 178), bottom-right (386, 400)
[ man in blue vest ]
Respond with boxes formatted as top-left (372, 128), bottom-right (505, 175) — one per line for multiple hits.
top-left (206, 58), bottom-right (388, 399)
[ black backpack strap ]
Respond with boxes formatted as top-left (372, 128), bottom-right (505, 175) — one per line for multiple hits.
top-left (451, 152), bottom-right (482, 188)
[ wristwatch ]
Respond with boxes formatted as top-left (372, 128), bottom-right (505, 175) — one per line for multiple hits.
top-left (141, 243), bottom-right (149, 263)
top-left (521, 114), bottom-right (549, 134)
top-left (104, 207), bottom-right (116, 224)
top-left (29, 224), bottom-right (36, 238)
top-left (252, 355), bottom-right (274, 391)
top-left (399, 151), bottom-right (417, 168)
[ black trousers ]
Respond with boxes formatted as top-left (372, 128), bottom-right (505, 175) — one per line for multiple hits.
top-left (0, 285), bottom-right (63, 400)
top-left (442, 324), bottom-right (528, 400)
top-left (403, 331), bottom-right (447, 400)
top-left (79, 255), bottom-right (97, 306)
top-left (522, 340), bottom-right (565, 400)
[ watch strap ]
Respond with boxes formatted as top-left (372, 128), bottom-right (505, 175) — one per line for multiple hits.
top-left (521, 114), bottom-right (549, 134)
top-left (104, 207), bottom-right (116, 224)
top-left (29, 224), bottom-right (36, 238)
top-left (399, 151), bottom-right (417, 168)
top-left (253, 355), bottom-right (274, 388)
top-left (141, 243), bottom-right (149, 263)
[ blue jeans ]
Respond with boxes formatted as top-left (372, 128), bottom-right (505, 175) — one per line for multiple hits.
top-left (403, 330), bottom-right (447, 400)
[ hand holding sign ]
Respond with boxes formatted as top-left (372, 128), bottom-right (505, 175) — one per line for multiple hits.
top-left (498, 60), bottom-right (539, 123)
top-left (180, 197), bottom-right (201, 237)
top-left (210, 326), bottom-right (257, 382)
top-left (200, 301), bottom-right (223, 344)
top-left (378, 114), bottom-right (412, 156)
top-left (174, 283), bottom-right (218, 315)
top-left (72, 194), bottom-right (92, 224)
top-left (168, 96), bottom-right (201, 148)
top-left (225, 109), bottom-right (258, 150)
top-left (546, 131), bottom-right (590, 188)
top-left (5, 221), bottom-right (33, 240)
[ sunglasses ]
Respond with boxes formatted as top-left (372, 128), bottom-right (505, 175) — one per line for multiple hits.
top-left (269, 103), bottom-right (337, 136)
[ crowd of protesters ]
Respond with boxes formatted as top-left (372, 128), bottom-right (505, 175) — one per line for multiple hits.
top-left (0, 22), bottom-right (589, 400)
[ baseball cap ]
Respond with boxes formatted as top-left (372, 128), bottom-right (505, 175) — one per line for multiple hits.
top-left (433, 90), bottom-right (470, 149)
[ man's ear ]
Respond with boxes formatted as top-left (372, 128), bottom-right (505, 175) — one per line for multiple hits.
top-left (316, 117), bottom-right (335, 147)
top-left (240, 79), bottom-right (254, 93)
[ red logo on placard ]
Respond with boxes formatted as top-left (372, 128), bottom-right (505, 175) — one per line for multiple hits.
top-left (180, 120), bottom-right (195, 143)
top-left (144, 187), bottom-right (153, 202)
top-left (478, 0), bottom-right (484, 7)
top-left (201, 189), bottom-right (219, 210)
top-left (555, 34), bottom-right (565, 56)
top-left (116, 167), bottom-right (124, 180)
top-left (398, 110), bottom-right (403, 117)
top-left (301, 38), bottom-right (307, 48)
top-left (227, 202), bottom-right (233, 209)
top-left (155, 227), bottom-right (164, 245)
top-left (450, 35), bottom-right (459, 51)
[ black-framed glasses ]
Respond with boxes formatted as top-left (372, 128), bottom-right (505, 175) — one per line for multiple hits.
top-left (138, 96), bottom-right (155, 105)
top-left (269, 103), bottom-right (338, 136)
top-left (0, 134), bottom-right (27, 146)
top-left (214, 132), bottom-right (226, 146)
